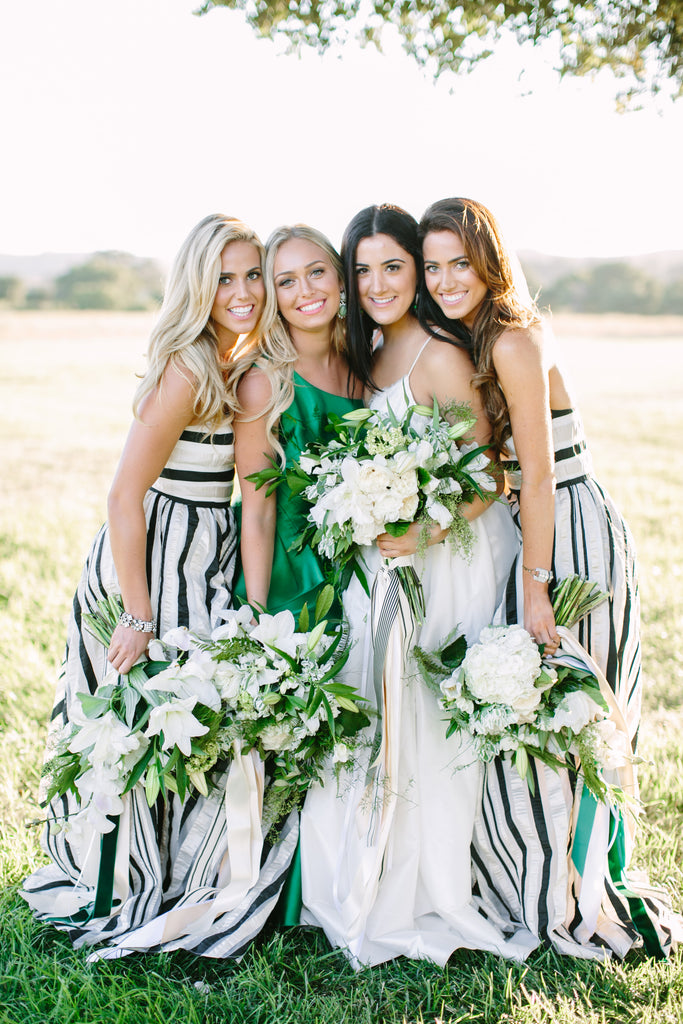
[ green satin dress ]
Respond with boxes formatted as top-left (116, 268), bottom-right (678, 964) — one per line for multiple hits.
top-left (235, 371), bottom-right (363, 923)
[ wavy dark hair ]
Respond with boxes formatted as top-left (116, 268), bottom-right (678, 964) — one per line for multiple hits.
top-left (341, 203), bottom-right (425, 393)
top-left (418, 197), bottom-right (541, 455)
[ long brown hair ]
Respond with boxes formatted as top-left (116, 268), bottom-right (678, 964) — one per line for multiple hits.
top-left (419, 198), bottom-right (541, 455)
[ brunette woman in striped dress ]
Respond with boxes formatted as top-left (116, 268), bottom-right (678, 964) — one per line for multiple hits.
top-left (22, 214), bottom-right (299, 958)
top-left (418, 197), bottom-right (677, 959)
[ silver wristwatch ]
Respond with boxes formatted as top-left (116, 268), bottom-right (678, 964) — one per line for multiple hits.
top-left (523, 565), bottom-right (554, 584)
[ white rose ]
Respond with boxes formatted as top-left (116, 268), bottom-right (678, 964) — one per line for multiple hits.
top-left (333, 742), bottom-right (351, 764)
top-left (356, 460), bottom-right (394, 495)
top-left (440, 667), bottom-right (465, 704)
top-left (399, 494), bottom-right (420, 520)
top-left (548, 689), bottom-right (604, 733)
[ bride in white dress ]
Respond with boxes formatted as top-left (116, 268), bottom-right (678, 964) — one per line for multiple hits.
top-left (300, 204), bottom-right (536, 968)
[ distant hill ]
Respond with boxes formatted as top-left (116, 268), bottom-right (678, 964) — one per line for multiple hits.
top-left (0, 253), bottom-right (91, 285)
top-left (519, 250), bottom-right (683, 287)
top-left (1, 249), bottom-right (682, 314)
top-left (0, 252), bottom-right (165, 311)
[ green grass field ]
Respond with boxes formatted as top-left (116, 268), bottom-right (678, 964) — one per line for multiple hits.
top-left (1, 311), bottom-right (682, 1024)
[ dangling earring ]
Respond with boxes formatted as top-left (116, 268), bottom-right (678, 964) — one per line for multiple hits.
top-left (412, 296), bottom-right (418, 314)
top-left (338, 291), bottom-right (347, 319)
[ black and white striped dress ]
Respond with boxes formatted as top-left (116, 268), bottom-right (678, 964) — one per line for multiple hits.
top-left (471, 409), bottom-right (677, 958)
top-left (22, 426), bottom-right (298, 959)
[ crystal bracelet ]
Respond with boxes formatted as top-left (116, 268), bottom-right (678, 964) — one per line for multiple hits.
top-left (119, 611), bottom-right (157, 634)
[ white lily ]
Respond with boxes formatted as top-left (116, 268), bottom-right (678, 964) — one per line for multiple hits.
top-left (69, 707), bottom-right (140, 766)
top-left (145, 696), bottom-right (209, 756)
top-left (212, 604), bottom-right (254, 640)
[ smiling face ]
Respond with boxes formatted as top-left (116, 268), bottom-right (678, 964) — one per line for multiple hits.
top-left (210, 240), bottom-right (265, 352)
top-left (422, 230), bottom-right (488, 328)
top-left (273, 237), bottom-right (342, 338)
top-left (354, 233), bottom-right (417, 328)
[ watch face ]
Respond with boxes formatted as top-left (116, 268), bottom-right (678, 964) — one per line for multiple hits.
top-left (535, 569), bottom-right (551, 583)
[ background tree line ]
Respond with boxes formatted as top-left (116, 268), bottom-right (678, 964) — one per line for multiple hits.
top-left (0, 252), bottom-right (163, 311)
top-left (1, 249), bottom-right (682, 315)
top-left (525, 257), bottom-right (683, 314)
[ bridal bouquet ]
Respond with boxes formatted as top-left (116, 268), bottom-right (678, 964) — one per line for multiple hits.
top-left (44, 588), bottom-right (369, 837)
top-left (415, 576), bottom-right (628, 800)
top-left (251, 399), bottom-right (498, 614)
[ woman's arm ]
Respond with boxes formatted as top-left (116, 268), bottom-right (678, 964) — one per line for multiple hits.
top-left (493, 326), bottom-right (558, 652)
top-left (106, 363), bottom-right (196, 673)
top-left (233, 368), bottom-right (278, 612)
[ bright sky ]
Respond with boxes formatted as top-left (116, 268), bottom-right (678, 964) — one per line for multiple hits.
top-left (2, 0), bottom-right (682, 263)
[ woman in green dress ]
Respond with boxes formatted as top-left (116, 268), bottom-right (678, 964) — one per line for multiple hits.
top-left (231, 224), bottom-right (362, 924)
top-left (232, 224), bottom-right (363, 618)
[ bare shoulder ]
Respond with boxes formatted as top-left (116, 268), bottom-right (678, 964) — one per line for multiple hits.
top-left (421, 336), bottom-right (475, 377)
top-left (411, 336), bottom-right (478, 410)
top-left (492, 324), bottom-right (545, 372)
top-left (236, 365), bottom-right (274, 417)
top-left (138, 360), bottom-right (196, 425)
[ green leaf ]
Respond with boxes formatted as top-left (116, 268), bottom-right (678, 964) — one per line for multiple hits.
top-left (441, 633), bottom-right (467, 670)
top-left (336, 696), bottom-right (361, 713)
top-left (314, 584), bottom-right (334, 624)
top-left (76, 692), bottom-right (111, 718)
top-left (123, 743), bottom-right (155, 793)
top-left (175, 755), bottom-right (188, 802)
top-left (384, 520), bottom-right (411, 538)
top-left (298, 602), bottom-right (310, 632)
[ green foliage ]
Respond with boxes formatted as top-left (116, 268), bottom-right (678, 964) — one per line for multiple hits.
top-left (54, 252), bottom-right (164, 311)
top-left (198, 0), bottom-right (683, 103)
top-left (0, 276), bottom-right (23, 305)
top-left (539, 262), bottom-right (683, 315)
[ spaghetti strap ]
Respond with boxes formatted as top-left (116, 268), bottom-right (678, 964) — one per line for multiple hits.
top-left (407, 337), bottom-right (431, 377)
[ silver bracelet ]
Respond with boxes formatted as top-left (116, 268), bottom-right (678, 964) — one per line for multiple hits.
top-left (119, 611), bottom-right (157, 634)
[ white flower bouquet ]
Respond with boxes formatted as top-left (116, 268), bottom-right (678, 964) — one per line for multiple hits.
top-left (44, 587), bottom-right (369, 837)
top-left (249, 399), bottom-right (498, 615)
top-left (415, 576), bottom-right (626, 800)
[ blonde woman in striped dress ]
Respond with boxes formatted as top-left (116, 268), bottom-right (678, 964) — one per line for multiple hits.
top-left (23, 214), bottom-right (299, 958)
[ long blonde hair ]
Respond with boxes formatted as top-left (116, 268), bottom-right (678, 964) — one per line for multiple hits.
top-left (228, 224), bottom-right (347, 463)
top-left (134, 213), bottom-right (265, 431)
top-left (419, 198), bottom-right (541, 455)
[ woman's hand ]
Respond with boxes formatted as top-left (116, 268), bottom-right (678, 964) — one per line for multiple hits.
top-left (107, 621), bottom-right (153, 674)
top-left (523, 586), bottom-right (560, 655)
top-left (376, 521), bottom-right (448, 559)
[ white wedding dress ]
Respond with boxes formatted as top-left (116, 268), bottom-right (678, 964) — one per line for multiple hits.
top-left (300, 339), bottom-right (537, 968)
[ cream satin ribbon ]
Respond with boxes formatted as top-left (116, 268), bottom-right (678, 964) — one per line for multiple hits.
top-left (90, 738), bottom-right (265, 958)
top-left (332, 561), bottom-right (415, 952)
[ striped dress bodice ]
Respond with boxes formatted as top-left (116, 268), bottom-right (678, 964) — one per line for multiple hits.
top-left (504, 408), bottom-right (593, 490)
top-left (151, 426), bottom-right (234, 506)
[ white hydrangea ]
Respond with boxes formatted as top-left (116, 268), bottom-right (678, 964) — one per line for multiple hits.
top-left (463, 624), bottom-right (543, 721)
